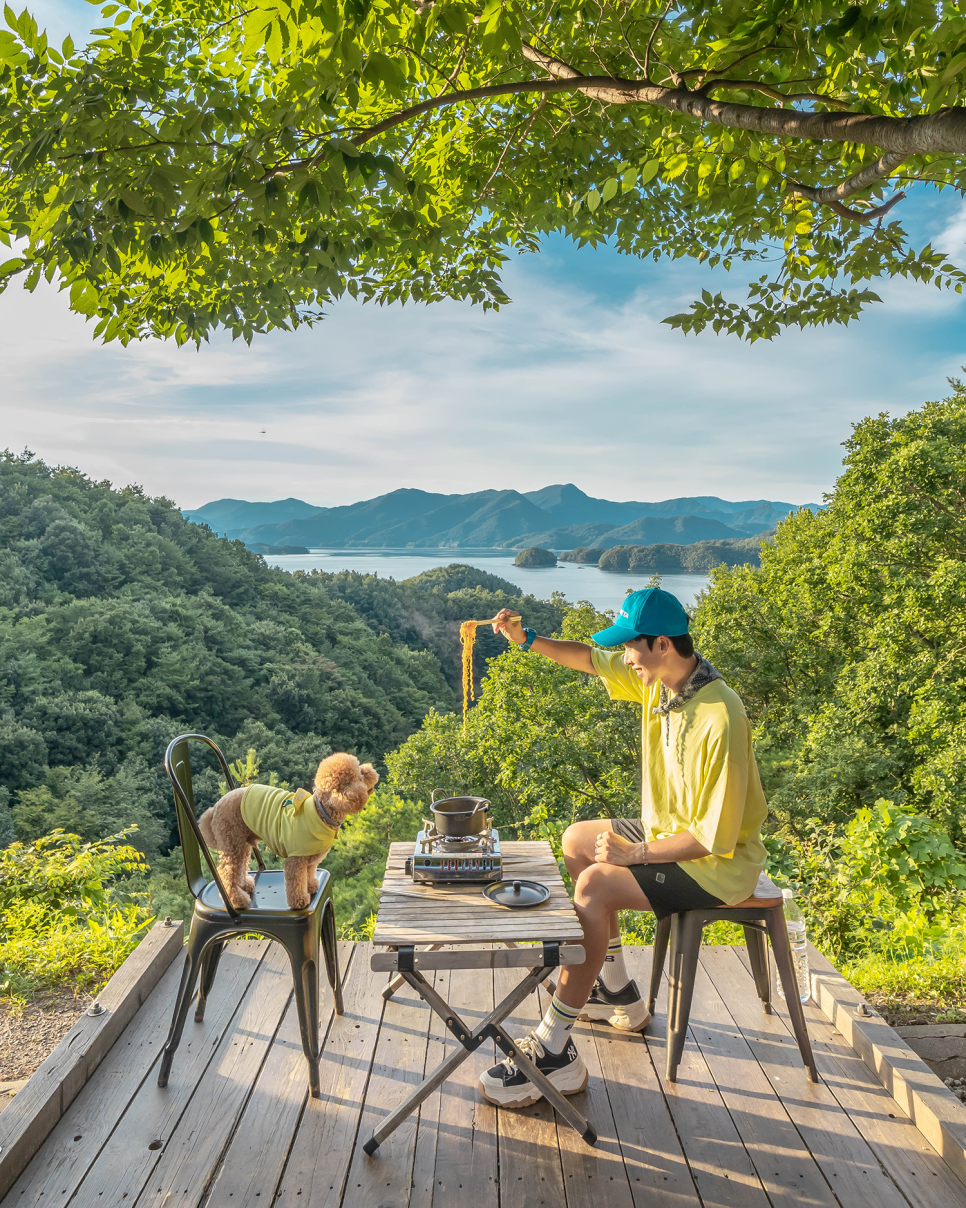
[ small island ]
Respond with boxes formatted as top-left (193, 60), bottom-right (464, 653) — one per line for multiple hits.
top-left (514, 545), bottom-right (557, 568)
top-left (559, 546), bottom-right (605, 565)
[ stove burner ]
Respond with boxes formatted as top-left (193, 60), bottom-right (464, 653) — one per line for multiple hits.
top-left (408, 827), bottom-right (503, 883)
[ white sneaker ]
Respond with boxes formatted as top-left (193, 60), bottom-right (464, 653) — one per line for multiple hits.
top-left (479, 1033), bottom-right (588, 1109)
top-left (577, 978), bottom-right (652, 1032)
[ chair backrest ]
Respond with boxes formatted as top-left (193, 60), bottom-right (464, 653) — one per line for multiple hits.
top-left (164, 733), bottom-right (240, 918)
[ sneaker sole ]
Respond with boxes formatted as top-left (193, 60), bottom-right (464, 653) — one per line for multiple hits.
top-left (479, 1059), bottom-right (589, 1109)
top-left (577, 1005), bottom-right (653, 1033)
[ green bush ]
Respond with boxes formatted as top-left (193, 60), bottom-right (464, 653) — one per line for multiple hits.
top-left (0, 829), bottom-right (153, 1003)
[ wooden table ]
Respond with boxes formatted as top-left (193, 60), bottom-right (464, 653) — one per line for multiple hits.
top-left (364, 840), bottom-right (596, 1154)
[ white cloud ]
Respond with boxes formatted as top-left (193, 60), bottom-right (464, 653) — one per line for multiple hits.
top-left (1, 242), bottom-right (963, 511)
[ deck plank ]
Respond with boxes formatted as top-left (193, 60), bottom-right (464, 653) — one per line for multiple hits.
top-left (203, 941), bottom-right (354, 1207)
top-left (425, 956), bottom-right (499, 1208)
top-left (339, 969), bottom-right (435, 1207)
top-left (590, 1021), bottom-right (702, 1206)
top-left (493, 964), bottom-right (566, 1208)
top-left (10, 939), bottom-right (966, 1208)
top-left (555, 993), bottom-right (636, 1208)
top-left (409, 964), bottom-right (450, 1208)
top-left (134, 940), bottom-right (294, 1208)
top-left (626, 946), bottom-right (772, 1208)
top-left (701, 944), bottom-right (908, 1208)
top-left (772, 989), bottom-right (966, 1208)
top-left (9, 940), bottom-right (269, 1208)
top-left (2, 956), bottom-right (185, 1208)
top-left (273, 949), bottom-right (385, 1208)
top-left (732, 945), bottom-right (966, 1208)
top-left (687, 950), bottom-right (841, 1208)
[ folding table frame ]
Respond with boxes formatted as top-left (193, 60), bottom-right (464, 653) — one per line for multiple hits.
top-left (364, 942), bottom-right (597, 1154)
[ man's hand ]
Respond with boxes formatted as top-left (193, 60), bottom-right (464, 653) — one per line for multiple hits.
top-left (492, 608), bottom-right (525, 644)
top-left (594, 831), bottom-right (643, 866)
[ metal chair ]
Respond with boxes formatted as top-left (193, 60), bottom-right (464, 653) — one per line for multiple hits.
top-left (647, 881), bottom-right (818, 1085)
top-left (157, 733), bottom-right (343, 1098)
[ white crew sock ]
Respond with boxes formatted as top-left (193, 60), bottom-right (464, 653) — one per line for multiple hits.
top-left (534, 993), bottom-right (581, 1054)
top-left (600, 936), bottom-right (630, 992)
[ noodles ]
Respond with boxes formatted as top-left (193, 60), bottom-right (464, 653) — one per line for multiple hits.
top-left (460, 620), bottom-right (479, 729)
top-left (459, 613), bottom-right (514, 728)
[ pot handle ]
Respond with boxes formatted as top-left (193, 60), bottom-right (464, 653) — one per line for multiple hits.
top-left (430, 788), bottom-right (449, 805)
top-left (471, 799), bottom-right (491, 816)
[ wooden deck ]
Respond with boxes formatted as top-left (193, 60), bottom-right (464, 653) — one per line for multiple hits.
top-left (5, 939), bottom-right (966, 1208)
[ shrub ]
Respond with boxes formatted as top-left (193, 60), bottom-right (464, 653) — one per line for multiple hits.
top-left (0, 829), bottom-right (153, 1003)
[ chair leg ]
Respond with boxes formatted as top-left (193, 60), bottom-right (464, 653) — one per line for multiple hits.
top-left (286, 934), bottom-right (322, 1098)
top-left (320, 899), bottom-right (343, 1015)
top-left (766, 909), bottom-right (819, 1083)
top-left (158, 915), bottom-right (214, 1087)
top-left (743, 924), bottom-right (772, 1015)
top-left (194, 940), bottom-right (225, 1022)
top-left (666, 913), bottom-right (704, 1083)
top-left (648, 914), bottom-right (672, 1014)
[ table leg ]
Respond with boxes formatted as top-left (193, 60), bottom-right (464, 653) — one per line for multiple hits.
top-left (383, 944), bottom-right (443, 1000)
top-left (363, 964), bottom-right (596, 1155)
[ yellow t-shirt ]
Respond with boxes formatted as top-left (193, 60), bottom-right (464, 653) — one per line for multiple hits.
top-left (240, 785), bottom-right (339, 860)
top-left (591, 649), bottom-right (767, 904)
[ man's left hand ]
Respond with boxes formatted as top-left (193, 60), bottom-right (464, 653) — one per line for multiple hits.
top-left (594, 831), bottom-right (643, 866)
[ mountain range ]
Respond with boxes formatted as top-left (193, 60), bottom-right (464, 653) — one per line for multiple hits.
top-left (183, 483), bottom-right (821, 550)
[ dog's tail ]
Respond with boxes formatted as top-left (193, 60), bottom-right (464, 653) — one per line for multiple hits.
top-left (198, 807), bottom-right (216, 849)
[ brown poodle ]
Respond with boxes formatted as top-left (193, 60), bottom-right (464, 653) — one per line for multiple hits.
top-left (199, 752), bottom-right (379, 910)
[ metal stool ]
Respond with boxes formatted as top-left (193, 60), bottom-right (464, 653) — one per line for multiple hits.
top-left (648, 881), bottom-right (818, 1084)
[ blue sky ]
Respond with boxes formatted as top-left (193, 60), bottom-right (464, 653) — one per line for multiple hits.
top-left (4, 0), bottom-right (966, 511)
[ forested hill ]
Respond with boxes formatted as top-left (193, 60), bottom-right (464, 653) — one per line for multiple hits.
top-left (0, 452), bottom-right (564, 859)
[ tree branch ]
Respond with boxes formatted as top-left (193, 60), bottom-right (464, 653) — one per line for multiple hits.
top-left (257, 42), bottom-right (966, 178)
top-left (643, 0), bottom-right (672, 84)
top-left (698, 77), bottom-right (852, 110)
top-left (788, 151), bottom-right (908, 222)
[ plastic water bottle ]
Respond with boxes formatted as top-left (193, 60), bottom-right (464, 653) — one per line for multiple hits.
top-left (777, 888), bottom-right (810, 1004)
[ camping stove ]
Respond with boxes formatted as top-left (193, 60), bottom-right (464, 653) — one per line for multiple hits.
top-left (404, 824), bottom-right (502, 884)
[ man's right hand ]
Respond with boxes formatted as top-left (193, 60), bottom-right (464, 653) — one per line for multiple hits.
top-left (492, 609), bottom-right (525, 644)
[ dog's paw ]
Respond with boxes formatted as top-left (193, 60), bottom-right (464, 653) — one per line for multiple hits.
top-left (243, 875), bottom-right (255, 894)
top-left (230, 889), bottom-right (253, 909)
top-left (288, 893), bottom-right (311, 910)
top-left (307, 876), bottom-right (319, 895)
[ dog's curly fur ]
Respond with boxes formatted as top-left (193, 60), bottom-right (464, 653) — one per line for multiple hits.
top-left (198, 752), bottom-right (379, 910)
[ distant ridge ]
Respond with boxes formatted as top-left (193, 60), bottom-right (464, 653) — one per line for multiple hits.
top-left (183, 484), bottom-right (821, 550)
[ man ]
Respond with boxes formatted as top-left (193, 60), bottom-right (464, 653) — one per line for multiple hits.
top-left (478, 586), bottom-right (768, 1109)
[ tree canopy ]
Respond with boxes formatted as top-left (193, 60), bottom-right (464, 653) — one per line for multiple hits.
top-left (4, 0), bottom-right (966, 344)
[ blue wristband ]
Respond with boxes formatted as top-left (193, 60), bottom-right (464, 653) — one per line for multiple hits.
top-left (520, 627), bottom-right (537, 652)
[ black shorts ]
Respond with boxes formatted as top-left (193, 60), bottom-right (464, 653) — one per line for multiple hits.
top-left (612, 818), bottom-right (725, 919)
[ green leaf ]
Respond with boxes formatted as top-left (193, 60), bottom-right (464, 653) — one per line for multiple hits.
top-left (69, 278), bottom-right (100, 316)
top-left (601, 176), bottom-right (618, 202)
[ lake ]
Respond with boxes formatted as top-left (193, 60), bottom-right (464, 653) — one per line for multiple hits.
top-left (262, 548), bottom-right (710, 614)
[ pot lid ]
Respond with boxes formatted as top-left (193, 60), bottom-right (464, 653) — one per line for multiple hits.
top-left (482, 879), bottom-right (550, 908)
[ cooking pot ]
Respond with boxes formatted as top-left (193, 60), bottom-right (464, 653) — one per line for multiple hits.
top-left (429, 789), bottom-right (490, 837)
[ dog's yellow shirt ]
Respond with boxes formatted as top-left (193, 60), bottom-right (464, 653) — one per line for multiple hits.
top-left (240, 785), bottom-right (339, 859)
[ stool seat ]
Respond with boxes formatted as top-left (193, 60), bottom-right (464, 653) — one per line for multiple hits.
top-left (648, 880), bottom-right (818, 1085)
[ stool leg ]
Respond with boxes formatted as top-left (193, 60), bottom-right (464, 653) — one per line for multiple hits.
top-left (766, 910), bottom-right (819, 1083)
top-left (648, 915), bottom-right (671, 1015)
top-left (194, 940), bottom-right (225, 1022)
top-left (320, 899), bottom-right (343, 1015)
top-left (743, 925), bottom-right (772, 1015)
top-left (158, 915), bottom-right (215, 1087)
top-left (666, 913), bottom-right (703, 1083)
top-left (287, 937), bottom-right (321, 1098)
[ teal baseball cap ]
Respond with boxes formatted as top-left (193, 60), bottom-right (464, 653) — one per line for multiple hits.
top-left (591, 587), bottom-right (689, 646)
